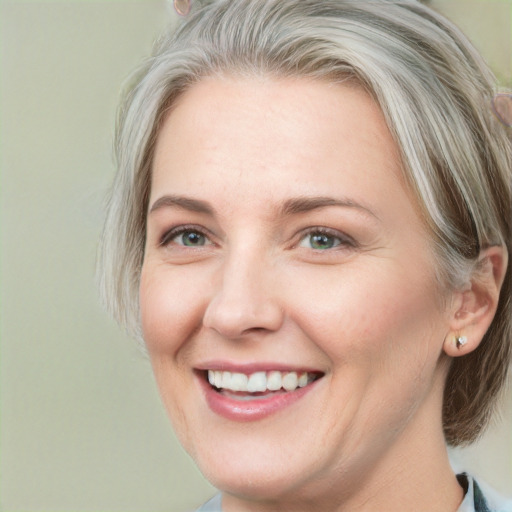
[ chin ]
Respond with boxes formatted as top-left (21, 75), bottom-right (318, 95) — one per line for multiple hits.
top-left (201, 460), bottom-right (307, 502)
top-left (188, 427), bottom-right (334, 504)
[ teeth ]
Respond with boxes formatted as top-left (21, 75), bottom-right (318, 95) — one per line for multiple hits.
top-left (247, 371), bottom-right (267, 392)
top-left (266, 371), bottom-right (282, 391)
top-left (221, 371), bottom-right (231, 389)
top-left (282, 372), bottom-right (298, 391)
top-left (230, 372), bottom-right (248, 391)
top-left (207, 370), bottom-right (316, 393)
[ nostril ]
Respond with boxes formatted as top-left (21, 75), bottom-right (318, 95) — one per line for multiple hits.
top-left (203, 297), bottom-right (284, 339)
top-left (241, 326), bottom-right (268, 335)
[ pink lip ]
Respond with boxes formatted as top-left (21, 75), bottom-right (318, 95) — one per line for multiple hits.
top-left (195, 361), bottom-right (321, 374)
top-left (196, 370), bottom-right (321, 422)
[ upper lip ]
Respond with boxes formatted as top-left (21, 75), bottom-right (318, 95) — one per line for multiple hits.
top-left (195, 361), bottom-right (324, 375)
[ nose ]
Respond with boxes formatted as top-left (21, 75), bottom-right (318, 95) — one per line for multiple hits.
top-left (202, 253), bottom-right (284, 339)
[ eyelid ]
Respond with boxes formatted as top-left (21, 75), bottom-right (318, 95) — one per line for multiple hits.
top-left (296, 226), bottom-right (357, 249)
top-left (159, 224), bottom-right (214, 247)
top-left (157, 224), bottom-right (356, 250)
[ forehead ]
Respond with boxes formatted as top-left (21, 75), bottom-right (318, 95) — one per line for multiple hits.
top-left (150, 76), bottom-right (413, 223)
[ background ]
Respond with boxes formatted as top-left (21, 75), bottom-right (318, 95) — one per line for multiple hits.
top-left (1, 0), bottom-right (511, 510)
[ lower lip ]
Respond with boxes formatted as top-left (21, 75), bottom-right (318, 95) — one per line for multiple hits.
top-left (198, 374), bottom-right (318, 422)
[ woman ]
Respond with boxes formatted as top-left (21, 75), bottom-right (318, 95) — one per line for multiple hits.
top-left (98, 1), bottom-right (512, 510)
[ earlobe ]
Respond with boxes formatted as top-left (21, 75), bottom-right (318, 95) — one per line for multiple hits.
top-left (443, 332), bottom-right (472, 357)
top-left (443, 246), bottom-right (508, 358)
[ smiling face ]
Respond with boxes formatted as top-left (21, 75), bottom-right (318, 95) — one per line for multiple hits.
top-left (140, 77), bottom-right (457, 509)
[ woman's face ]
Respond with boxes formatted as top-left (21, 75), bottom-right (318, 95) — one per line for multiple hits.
top-left (141, 77), bottom-right (454, 504)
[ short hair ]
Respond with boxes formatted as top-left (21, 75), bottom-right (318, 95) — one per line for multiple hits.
top-left (97, 0), bottom-right (512, 445)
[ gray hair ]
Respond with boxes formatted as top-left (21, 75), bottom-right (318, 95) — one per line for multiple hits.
top-left (98, 0), bottom-right (512, 445)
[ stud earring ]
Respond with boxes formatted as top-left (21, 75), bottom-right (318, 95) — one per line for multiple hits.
top-left (456, 335), bottom-right (468, 349)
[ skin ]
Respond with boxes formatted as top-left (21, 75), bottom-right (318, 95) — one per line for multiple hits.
top-left (140, 77), bottom-right (503, 511)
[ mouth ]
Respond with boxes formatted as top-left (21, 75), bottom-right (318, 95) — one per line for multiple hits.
top-left (205, 369), bottom-right (322, 400)
top-left (196, 363), bottom-right (325, 420)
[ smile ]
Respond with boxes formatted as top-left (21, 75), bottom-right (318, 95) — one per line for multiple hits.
top-left (207, 370), bottom-right (319, 394)
top-left (199, 367), bottom-right (324, 421)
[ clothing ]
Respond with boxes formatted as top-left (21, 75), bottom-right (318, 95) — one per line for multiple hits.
top-left (196, 493), bottom-right (222, 512)
top-left (457, 474), bottom-right (512, 512)
top-left (195, 474), bottom-right (512, 512)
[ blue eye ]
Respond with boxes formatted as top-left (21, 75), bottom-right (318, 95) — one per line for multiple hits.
top-left (176, 230), bottom-right (207, 246)
top-left (162, 227), bottom-right (210, 247)
top-left (300, 231), bottom-right (342, 250)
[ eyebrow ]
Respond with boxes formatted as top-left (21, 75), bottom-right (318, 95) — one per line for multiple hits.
top-left (281, 196), bottom-right (378, 219)
top-left (148, 194), bottom-right (378, 219)
top-left (149, 195), bottom-right (214, 215)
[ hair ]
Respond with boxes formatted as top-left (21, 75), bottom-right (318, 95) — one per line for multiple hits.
top-left (97, 0), bottom-right (512, 446)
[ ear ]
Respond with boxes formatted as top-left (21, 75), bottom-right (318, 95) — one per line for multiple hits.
top-left (443, 246), bottom-right (508, 357)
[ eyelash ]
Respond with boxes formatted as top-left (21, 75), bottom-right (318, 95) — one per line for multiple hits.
top-left (159, 225), bottom-right (357, 251)
top-left (159, 225), bottom-right (213, 247)
top-left (296, 227), bottom-right (356, 251)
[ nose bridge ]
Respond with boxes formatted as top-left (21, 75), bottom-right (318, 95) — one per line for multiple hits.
top-left (203, 245), bottom-right (283, 338)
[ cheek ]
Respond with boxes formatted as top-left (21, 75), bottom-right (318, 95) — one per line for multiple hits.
top-left (289, 265), bottom-right (447, 437)
top-left (139, 263), bottom-right (207, 354)
top-left (283, 260), bottom-right (446, 366)
top-left (139, 264), bottom-right (206, 447)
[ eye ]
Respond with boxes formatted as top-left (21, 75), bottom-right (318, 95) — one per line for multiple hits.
top-left (161, 227), bottom-right (212, 247)
top-left (298, 229), bottom-right (352, 250)
top-left (176, 230), bottom-right (207, 247)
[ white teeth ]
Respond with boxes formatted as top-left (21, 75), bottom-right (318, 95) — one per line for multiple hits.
top-left (266, 371), bottom-right (282, 391)
top-left (208, 370), bottom-right (315, 393)
top-left (282, 372), bottom-right (298, 391)
top-left (221, 371), bottom-right (231, 388)
top-left (230, 372), bottom-right (248, 391)
top-left (247, 371), bottom-right (267, 392)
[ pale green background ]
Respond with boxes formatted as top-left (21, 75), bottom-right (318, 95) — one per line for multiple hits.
top-left (0, 1), bottom-right (511, 510)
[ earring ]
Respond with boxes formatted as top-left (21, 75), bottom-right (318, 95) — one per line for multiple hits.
top-left (456, 335), bottom-right (468, 349)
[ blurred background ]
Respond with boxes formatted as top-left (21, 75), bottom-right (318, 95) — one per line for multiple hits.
top-left (1, 0), bottom-right (511, 510)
